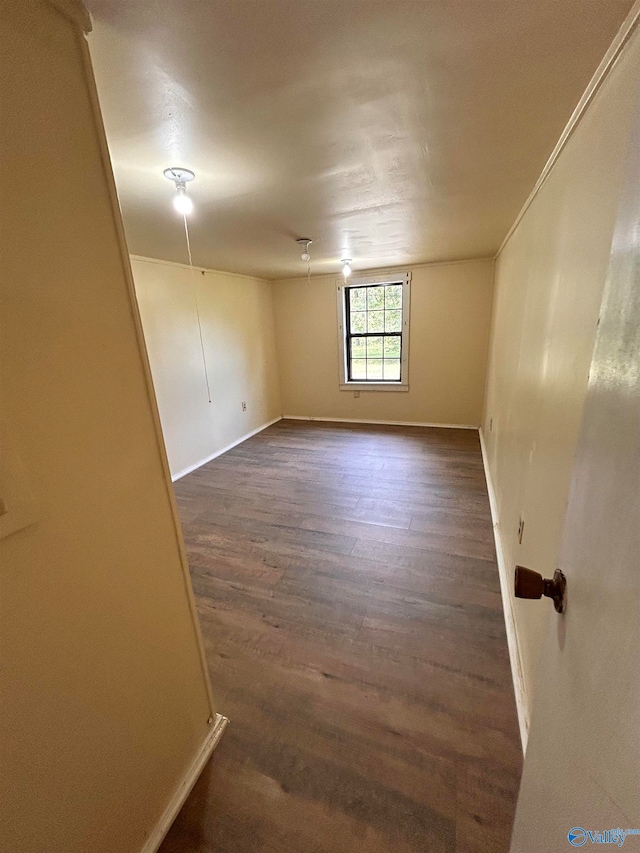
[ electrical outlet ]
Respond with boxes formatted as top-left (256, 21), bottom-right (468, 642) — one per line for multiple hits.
top-left (354, 391), bottom-right (360, 398)
top-left (489, 417), bottom-right (493, 432)
top-left (517, 515), bottom-right (525, 545)
top-left (241, 401), bottom-right (247, 412)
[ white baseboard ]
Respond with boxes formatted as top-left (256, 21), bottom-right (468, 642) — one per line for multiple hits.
top-left (281, 415), bottom-right (478, 429)
top-left (141, 714), bottom-right (229, 853)
top-left (478, 428), bottom-right (529, 752)
top-left (171, 416), bottom-right (282, 481)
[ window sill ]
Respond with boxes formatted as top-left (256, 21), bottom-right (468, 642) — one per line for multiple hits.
top-left (339, 382), bottom-right (409, 393)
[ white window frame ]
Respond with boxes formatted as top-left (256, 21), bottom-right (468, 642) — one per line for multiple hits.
top-left (336, 271), bottom-right (411, 392)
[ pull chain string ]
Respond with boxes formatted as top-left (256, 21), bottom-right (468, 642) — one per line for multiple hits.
top-left (307, 254), bottom-right (310, 286)
top-left (183, 213), bottom-right (212, 403)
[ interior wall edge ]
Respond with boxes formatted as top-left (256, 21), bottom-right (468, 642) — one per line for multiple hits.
top-left (171, 416), bottom-right (283, 482)
top-left (77, 24), bottom-right (217, 712)
top-left (282, 416), bottom-right (478, 429)
top-left (479, 427), bottom-right (529, 752)
top-left (495, 0), bottom-right (640, 259)
top-left (130, 253), bottom-right (271, 285)
top-left (139, 715), bottom-right (229, 853)
top-left (45, 0), bottom-right (91, 32)
top-left (479, 261), bottom-right (499, 422)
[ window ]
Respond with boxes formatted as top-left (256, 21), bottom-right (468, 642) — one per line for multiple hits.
top-left (337, 273), bottom-right (410, 390)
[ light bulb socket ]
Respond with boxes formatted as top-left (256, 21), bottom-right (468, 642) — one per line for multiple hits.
top-left (165, 167), bottom-right (195, 216)
top-left (296, 238), bottom-right (313, 261)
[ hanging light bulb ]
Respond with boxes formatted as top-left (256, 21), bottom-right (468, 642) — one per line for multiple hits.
top-left (163, 167), bottom-right (196, 216)
top-left (173, 185), bottom-right (194, 216)
top-left (342, 259), bottom-right (352, 278)
top-left (296, 238), bottom-right (312, 262)
top-left (296, 238), bottom-right (313, 285)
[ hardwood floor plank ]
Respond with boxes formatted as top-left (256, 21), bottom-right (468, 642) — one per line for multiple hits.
top-left (160, 420), bottom-right (522, 853)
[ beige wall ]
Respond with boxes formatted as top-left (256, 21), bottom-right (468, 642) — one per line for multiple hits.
top-left (482, 22), bottom-right (640, 731)
top-left (272, 259), bottom-right (494, 426)
top-left (0, 3), bottom-right (217, 851)
top-left (132, 257), bottom-right (282, 479)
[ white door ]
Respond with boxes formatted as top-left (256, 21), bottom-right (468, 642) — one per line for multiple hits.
top-left (510, 109), bottom-right (640, 849)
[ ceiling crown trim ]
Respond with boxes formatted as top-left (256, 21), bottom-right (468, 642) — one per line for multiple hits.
top-left (46, 0), bottom-right (92, 33)
top-left (496, 0), bottom-right (640, 258)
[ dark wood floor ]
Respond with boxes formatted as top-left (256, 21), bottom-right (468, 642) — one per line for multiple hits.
top-left (160, 419), bottom-right (522, 853)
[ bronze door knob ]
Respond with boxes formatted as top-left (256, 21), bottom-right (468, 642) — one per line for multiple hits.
top-left (514, 566), bottom-right (567, 613)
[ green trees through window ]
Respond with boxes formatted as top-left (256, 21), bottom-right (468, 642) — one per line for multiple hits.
top-left (346, 283), bottom-right (403, 381)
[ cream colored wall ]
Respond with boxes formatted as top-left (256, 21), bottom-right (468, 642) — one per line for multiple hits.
top-left (131, 257), bottom-right (282, 479)
top-left (1, 3), bottom-right (217, 852)
top-left (482, 22), bottom-right (640, 731)
top-left (272, 259), bottom-right (494, 426)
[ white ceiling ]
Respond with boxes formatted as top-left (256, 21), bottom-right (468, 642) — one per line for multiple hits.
top-left (87, 0), bottom-right (634, 280)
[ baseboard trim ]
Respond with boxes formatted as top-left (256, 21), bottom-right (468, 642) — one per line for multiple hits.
top-left (171, 416), bottom-right (283, 481)
top-left (281, 415), bottom-right (478, 430)
top-left (478, 428), bottom-right (529, 752)
top-left (141, 714), bottom-right (229, 853)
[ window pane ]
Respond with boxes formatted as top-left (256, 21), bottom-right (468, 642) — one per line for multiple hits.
top-left (367, 359), bottom-right (383, 380)
top-left (385, 309), bottom-right (402, 332)
top-left (351, 359), bottom-right (366, 380)
top-left (344, 282), bottom-right (406, 385)
top-left (366, 286), bottom-right (384, 311)
top-left (350, 337), bottom-right (366, 360)
top-left (384, 337), bottom-right (401, 358)
top-left (385, 284), bottom-right (402, 309)
top-left (349, 288), bottom-right (366, 311)
top-left (367, 311), bottom-right (384, 333)
top-left (383, 359), bottom-right (401, 380)
top-left (350, 311), bottom-right (366, 333)
top-left (366, 336), bottom-right (383, 358)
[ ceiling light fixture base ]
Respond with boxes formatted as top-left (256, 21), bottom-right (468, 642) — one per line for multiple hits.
top-left (164, 167), bottom-right (195, 185)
